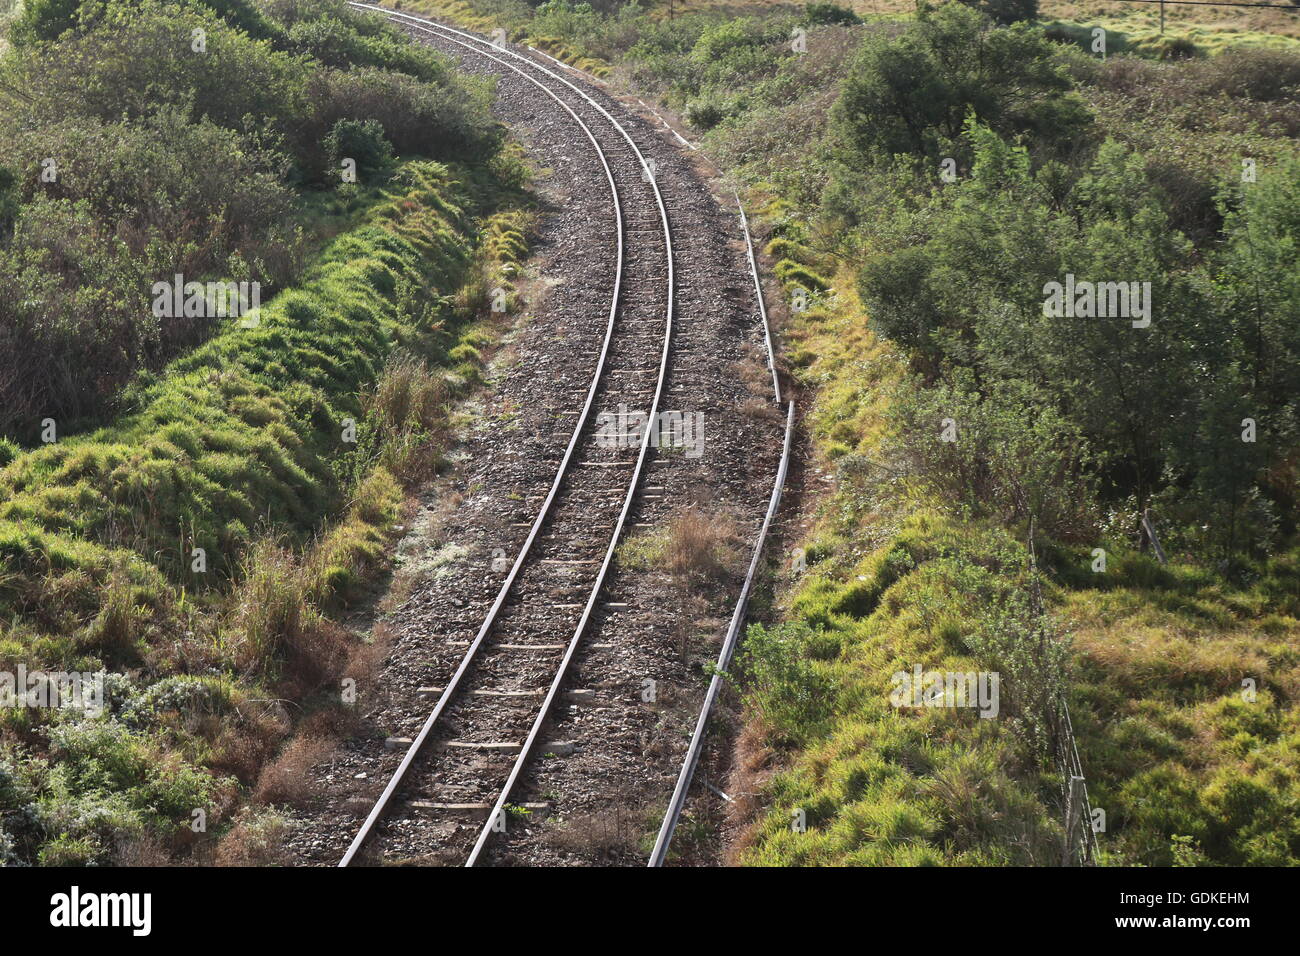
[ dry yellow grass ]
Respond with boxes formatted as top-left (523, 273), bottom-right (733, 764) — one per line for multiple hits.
top-left (252, 735), bottom-right (337, 807)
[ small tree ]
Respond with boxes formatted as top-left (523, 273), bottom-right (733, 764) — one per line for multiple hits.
top-left (803, 2), bottom-right (862, 26)
top-left (833, 3), bottom-right (1084, 169)
top-left (9, 0), bottom-right (84, 45)
top-left (957, 0), bottom-right (1039, 26)
top-left (323, 118), bottom-right (394, 181)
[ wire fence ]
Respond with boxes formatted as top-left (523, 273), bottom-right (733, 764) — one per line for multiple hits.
top-left (1026, 522), bottom-right (1098, 866)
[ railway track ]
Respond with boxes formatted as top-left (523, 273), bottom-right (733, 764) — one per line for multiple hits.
top-left (340, 5), bottom-right (676, 867)
top-left (326, 5), bottom-right (790, 867)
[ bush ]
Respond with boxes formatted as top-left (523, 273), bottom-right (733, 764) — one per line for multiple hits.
top-left (1155, 35), bottom-right (1202, 61)
top-left (0, 165), bottom-right (18, 236)
top-left (890, 375), bottom-right (1097, 540)
top-left (287, 11), bottom-right (450, 80)
top-left (193, 0), bottom-right (282, 40)
top-left (738, 622), bottom-right (836, 745)
top-left (957, 0), bottom-right (1038, 26)
top-left (803, 3), bottom-right (861, 26)
top-left (1192, 46), bottom-right (1300, 102)
top-left (8, 0), bottom-right (82, 45)
top-left (2, 2), bottom-right (311, 131)
top-left (833, 3), bottom-right (1087, 167)
top-left (684, 97), bottom-right (725, 131)
top-left (324, 117), bottom-right (395, 181)
top-left (302, 67), bottom-right (497, 180)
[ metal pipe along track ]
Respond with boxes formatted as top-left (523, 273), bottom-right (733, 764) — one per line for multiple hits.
top-left (649, 400), bottom-right (795, 866)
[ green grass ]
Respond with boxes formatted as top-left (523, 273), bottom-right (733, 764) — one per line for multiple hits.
top-left (1044, 11), bottom-right (1300, 57)
top-left (746, 482), bottom-right (1300, 865)
top-left (1057, 548), bottom-right (1300, 865)
top-left (739, 512), bottom-right (1069, 866)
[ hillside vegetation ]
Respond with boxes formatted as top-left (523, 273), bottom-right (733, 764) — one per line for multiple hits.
top-left (0, 0), bottom-right (497, 439)
top-left (0, 0), bottom-right (530, 865)
top-left (434, 0), bottom-right (1300, 865)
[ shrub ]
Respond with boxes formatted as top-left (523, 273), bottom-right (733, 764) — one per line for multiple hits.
top-left (684, 97), bottom-right (725, 131)
top-left (1193, 46), bottom-right (1300, 101)
top-left (324, 117), bottom-right (395, 180)
top-left (889, 374), bottom-right (1098, 540)
top-left (738, 622), bottom-right (836, 745)
top-left (956, 0), bottom-right (1038, 26)
top-left (287, 10), bottom-right (450, 80)
top-left (301, 67), bottom-right (497, 181)
top-left (192, 0), bottom-right (282, 39)
top-left (0, 162), bottom-right (473, 599)
top-left (2, 3), bottom-right (311, 131)
top-left (8, 0), bottom-right (82, 45)
top-left (0, 165), bottom-right (17, 236)
top-left (1155, 35), bottom-right (1202, 62)
top-left (0, 110), bottom-right (300, 436)
top-left (834, 3), bottom-right (1087, 167)
top-left (803, 3), bottom-right (861, 26)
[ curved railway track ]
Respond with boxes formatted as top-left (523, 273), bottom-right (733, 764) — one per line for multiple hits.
top-left (340, 4), bottom-right (676, 867)
top-left (327, 5), bottom-right (791, 868)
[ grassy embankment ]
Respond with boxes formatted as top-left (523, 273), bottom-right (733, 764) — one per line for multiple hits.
top-left (0, 158), bottom-right (533, 864)
top-left (737, 262), bottom-right (1300, 867)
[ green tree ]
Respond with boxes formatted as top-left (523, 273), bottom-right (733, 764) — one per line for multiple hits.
top-left (861, 122), bottom-right (1206, 517)
top-left (9, 0), bottom-right (84, 45)
top-left (323, 117), bottom-right (394, 180)
top-left (957, 0), bottom-right (1039, 26)
top-left (833, 2), bottom-right (1087, 170)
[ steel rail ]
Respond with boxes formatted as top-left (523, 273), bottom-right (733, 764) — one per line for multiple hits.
top-left (735, 192), bottom-right (781, 406)
top-left (478, 36), bottom-right (776, 412)
top-left (344, 4), bottom-right (677, 868)
top-left (497, 36), bottom-right (777, 418)
top-left (520, 47), bottom-right (779, 412)
top-left (649, 400), bottom-right (796, 867)
top-left (339, 2), bottom-right (628, 867)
